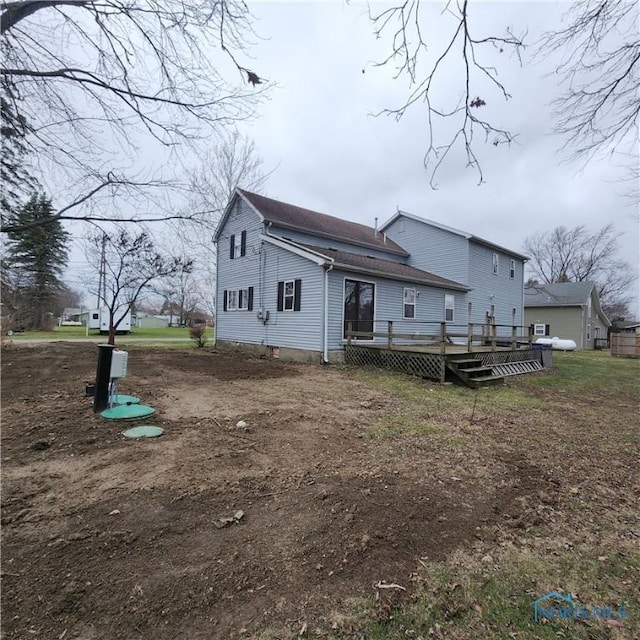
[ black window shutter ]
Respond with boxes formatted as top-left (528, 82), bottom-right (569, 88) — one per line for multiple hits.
top-left (247, 287), bottom-right (254, 311)
top-left (229, 235), bottom-right (235, 259)
top-left (545, 324), bottom-right (550, 336)
top-left (240, 230), bottom-right (247, 257)
top-left (223, 290), bottom-right (228, 311)
top-left (277, 281), bottom-right (284, 312)
top-left (294, 279), bottom-right (302, 311)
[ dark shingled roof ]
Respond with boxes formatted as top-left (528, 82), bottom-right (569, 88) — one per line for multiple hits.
top-left (524, 282), bottom-right (595, 307)
top-left (298, 243), bottom-right (469, 291)
top-left (238, 189), bottom-right (409, 257)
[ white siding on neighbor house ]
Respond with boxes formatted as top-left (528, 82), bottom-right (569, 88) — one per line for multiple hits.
top-left (383, 216), bottom-right (469, 284)
top-left (466, 241), bottom-right (524, 335)
top-left (269, 226), bottom-right (406, 262)
top-left (326, 269), bottom-right (465, 349)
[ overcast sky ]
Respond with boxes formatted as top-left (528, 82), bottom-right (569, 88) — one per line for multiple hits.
top-left (66, 1), bottom-right (639, 315)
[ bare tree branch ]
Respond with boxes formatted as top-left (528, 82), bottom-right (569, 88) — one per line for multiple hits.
top-left (539, 0), bottom-right (639, 166)
top-left (370, 0), bottom-right (525, 187)
top-left (1, 0), bottom-right (268, 226)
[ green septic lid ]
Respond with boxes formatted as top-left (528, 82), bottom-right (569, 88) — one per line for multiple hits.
top-left (101, 404), bottom-right (155, 421)
top-left (122, 425), bottom-right (164, 439)
top-left (113, 394), bottom-right (140, 405)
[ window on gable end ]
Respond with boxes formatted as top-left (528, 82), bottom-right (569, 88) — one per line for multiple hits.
top-left (492, 253), bottom-right (499, 275)
top-left (509, 259), bottom-right (515, 279)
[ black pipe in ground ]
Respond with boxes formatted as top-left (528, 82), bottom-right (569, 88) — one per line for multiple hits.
top-left (93, 343), bottom-right (115, 413)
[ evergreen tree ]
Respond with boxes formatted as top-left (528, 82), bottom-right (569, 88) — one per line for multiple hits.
top-left (5, 194), bottom-right (70, 330)
top-left (0, 77), bottom-right (38, 219)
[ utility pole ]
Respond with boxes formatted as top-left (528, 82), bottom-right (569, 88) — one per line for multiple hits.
top-left (96, 233), bottom-right (107, 307)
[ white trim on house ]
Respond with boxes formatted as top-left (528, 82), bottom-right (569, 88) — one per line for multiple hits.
top-left (260, 233), bottom-right (329, 265)
top-left (380, 210), bottom-right (471, 239)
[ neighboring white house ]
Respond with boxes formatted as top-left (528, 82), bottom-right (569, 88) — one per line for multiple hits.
top-left (214, 189), bottom-right (527, 362)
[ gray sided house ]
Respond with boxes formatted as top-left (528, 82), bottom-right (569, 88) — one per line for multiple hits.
top-left (215, 189), bottom-right (527, 362)
top-left (524, 282), bottom-right (610, 350)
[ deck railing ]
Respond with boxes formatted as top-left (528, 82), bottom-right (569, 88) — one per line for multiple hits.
top-left (345, 321), bottom-right (533, 354)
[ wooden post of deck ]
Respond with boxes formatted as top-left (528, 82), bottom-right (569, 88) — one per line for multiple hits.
top-left (467, 322), bottom-right (473, 352)
top-left (347, 321), bottom-right (353, 346)
top-left (511, 325), bottom-right (517, 350)
top-left (387, 321), bottom-right (393, 349)
top-left (527, 324), bottom-right (533, 348)
top-left (491, 324), bottom-right (496, 352)
top-left (440, 322), bottom-right (447, 355)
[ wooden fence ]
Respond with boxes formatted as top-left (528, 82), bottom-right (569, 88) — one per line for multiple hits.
top-left (610, 333), bottom-right (640, 358)
top-left (345, 321), bottom-right (533, 355)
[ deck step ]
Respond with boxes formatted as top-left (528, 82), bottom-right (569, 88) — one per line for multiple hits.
top-left (460, 366), bottom-right (494, 374)
top-left (468, 375), bottom-right (505, 388)
top-left (449, 358), bottom-right (482, 366)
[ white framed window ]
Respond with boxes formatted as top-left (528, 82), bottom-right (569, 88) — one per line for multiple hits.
top-left (277, 279), bottom-right (301, 312)
top-left (238, 288), bottom-right (249, 310)
top-left (509, 259), bottom-right (515, 279)
top-left (227, 290), bottom-right (238, 311)
top-left (492, 253), bottom-right (499, 275)
top-left (445, 294), bottom-right (455, 322)
top-left (234, 234), bottom-right (242, 256)
top-left (534, 323), bottom-right (546, 336)
top-left (284, 280), bottom-right (295, 310)
top-left (403, 288), bottom-right (416, 319)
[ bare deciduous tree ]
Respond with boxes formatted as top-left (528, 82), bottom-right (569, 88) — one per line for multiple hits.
top-left (540, 0), bottom-right (639, 165)
top-left (1, 0), bottom-right (266, 230)
top-left (85, 229), bottom-right (192, 344)
top-left (173, 130), bottom-right (268, 317)
top-left (523, 223), bottom-right (636, 317)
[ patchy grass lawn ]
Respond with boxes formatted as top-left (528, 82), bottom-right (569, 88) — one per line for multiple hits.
top-left (6, 325), bottom-right (208, 341)
top-left (255, 351), bottom-right (640, 639)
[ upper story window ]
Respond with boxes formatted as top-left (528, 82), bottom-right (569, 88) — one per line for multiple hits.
top-left (230, 230), bottom-right (247, 259)
top-left (509, 259), bottom-right (515, 279)
top-left (445, 294), bottom-right (455, 322)
top-left (492, 253), bottom-right (499, 275)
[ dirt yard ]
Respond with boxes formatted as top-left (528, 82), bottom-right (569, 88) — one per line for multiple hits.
top-left (1, 343), bottom-right (636, 639)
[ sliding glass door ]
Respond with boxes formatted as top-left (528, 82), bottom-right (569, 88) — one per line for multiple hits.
top-left (344, 279), bottom-right (375, 339)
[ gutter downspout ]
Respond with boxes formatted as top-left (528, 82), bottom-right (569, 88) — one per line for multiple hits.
top-left (323, 263), bottom-right (333, 363)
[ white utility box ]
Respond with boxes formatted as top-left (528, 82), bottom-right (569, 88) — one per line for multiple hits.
top-left (110, 350), bottom-right (128, 378)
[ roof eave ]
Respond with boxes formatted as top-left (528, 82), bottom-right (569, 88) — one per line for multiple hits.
top-left (332, 262), bottom-right (469, 291)
top-left (213, 188), bottom-right (266, 241)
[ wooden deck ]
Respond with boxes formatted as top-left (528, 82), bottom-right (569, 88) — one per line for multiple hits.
top-left (344, 321), bottom-right (542, 387)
